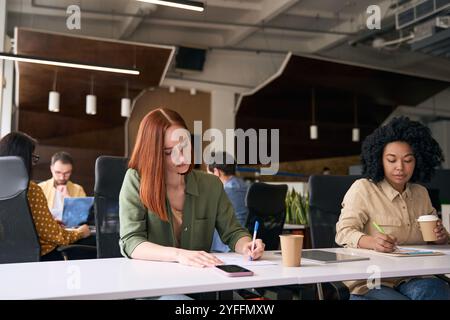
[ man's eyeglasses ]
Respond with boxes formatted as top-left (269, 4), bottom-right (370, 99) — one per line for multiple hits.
top-left (32, 153), bottom-right (40, 165)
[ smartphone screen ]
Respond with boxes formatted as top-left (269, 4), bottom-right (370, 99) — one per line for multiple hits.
top-left (215, 264), bottom-right (254, 277)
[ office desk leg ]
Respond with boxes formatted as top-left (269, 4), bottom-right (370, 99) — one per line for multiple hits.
top-left (316, 283), bottom-right (324, 300)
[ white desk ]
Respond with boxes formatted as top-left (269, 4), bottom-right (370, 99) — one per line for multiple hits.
top-left (1, 246), bottom-right (449, 300)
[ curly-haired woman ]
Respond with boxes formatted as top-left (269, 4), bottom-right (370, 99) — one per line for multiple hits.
top-left (336, 117), bottom-right (450, 300)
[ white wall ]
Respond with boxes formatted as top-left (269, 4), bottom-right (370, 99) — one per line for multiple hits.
top-left (211, 90), bottom-right (235, 134)
top-left (387, 88), bottom-right (450, 169)
top-left (201, 90), bottom-right (236, 157)
top-left (1, 60), bottom-right (13, 136)
top-left (163, 50), bottom-right (288, 92)
top-left (0, 0), bottom-right (11, 138)
top-left (185, 50), bottom-right (286, 89)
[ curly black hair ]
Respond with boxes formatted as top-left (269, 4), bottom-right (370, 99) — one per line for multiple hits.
top-left (361, 117), bottom-right (444, 183)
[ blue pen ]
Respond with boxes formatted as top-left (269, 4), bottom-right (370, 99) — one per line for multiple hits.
top-left (250, 221), bottom-right (259, 261)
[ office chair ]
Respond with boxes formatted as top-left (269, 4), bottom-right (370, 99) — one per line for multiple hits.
top-left (423, 169), bottom-right (450, 210)
top-left (0, 156), bottom-right (95, 263)
top-left (245, 182), bottom-right (288, 250)
top-left (0, 156), bottom-right (41, 264)
top-left (94, 156), bottom-right (128, 258)
top-left (308, 174), bottom-right (361, 300)
top-left (240, 182), bottom-right (294, 300)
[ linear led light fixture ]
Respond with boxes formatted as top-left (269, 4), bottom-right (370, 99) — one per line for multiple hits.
top-left (0, 52), bottom-right (140, 75)
top-left (136, 0), bottom-right (204, 12)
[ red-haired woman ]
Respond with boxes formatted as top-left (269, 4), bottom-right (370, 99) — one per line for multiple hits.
top-left (119, 108), bottom-right (264, 267)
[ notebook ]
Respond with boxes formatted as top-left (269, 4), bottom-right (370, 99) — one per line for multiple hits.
top-left (62, 197), bottom-right (94, 228)
top-left (367, 246), bottom-right (445, 257)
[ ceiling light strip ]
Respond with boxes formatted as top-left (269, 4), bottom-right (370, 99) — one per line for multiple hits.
top-left (0, 53), bottom-right (140, 75)
top-left (137, 0), bottom-right (204, 12)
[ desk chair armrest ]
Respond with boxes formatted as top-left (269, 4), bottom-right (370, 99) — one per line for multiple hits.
top-left (57, 244), bottom-right (97, 252)
top-left (56, 245), bottom-right (97, 260)
top-left (436, 274), bottom-right (450, 285)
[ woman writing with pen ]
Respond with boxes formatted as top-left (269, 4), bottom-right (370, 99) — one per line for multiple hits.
top-left (336, 117), bottom-right (450, 300)
top-left (119, 108), bottom-right (265, 269)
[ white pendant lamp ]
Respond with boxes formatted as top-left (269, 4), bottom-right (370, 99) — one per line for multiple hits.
top-left (310, 125), bottom-right (318, 140)
top-left (86, 76), bottom-right (97, 115)
top-left (352, 95), bottom-right (360, 142)
top-left (121, 81), bottom-right (131, 118)
top-left (352, 128), bottom-right (360, 142)
top-left (48, 71), bottom-right (60, 112)
top-left (86, 95), bottom-right (97, 115)
top-left (310, 88), bottom-right (318, 140)
top-left (121, 98), bottom-right (131, 118)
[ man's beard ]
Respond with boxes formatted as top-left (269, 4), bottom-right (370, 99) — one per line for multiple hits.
top-left (55, 180), bottom-right (68, 186)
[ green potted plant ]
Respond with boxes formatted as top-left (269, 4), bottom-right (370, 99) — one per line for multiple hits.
top-left (285, 188), bottom-right (308, 225)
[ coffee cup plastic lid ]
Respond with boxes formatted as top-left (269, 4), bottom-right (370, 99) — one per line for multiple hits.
top-left (417, 215), bottom-right (439, 222)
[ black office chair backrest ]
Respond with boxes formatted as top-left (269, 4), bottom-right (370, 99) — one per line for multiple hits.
top-left (308, 175), bottom-right (361, 249)
top-left (423, 169), bottom-right (450, 211)
top-left (0, 156), bottom-right (41, 263)
top-left (94, 156), bottom-right (128, 258)
top-left (245, 182), bottom-right (288, 250)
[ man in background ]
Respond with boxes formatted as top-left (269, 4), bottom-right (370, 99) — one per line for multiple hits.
top-left (39, 151), bottom-right (86, 219)
top-left (207, 151), bottom-right (249, 252)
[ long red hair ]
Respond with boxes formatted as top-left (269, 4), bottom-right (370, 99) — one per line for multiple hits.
top-left (129, 108), bottom-right (193, 221)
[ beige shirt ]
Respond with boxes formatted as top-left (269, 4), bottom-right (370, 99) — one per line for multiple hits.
top-left (335, 178), bottom-right (437, 295)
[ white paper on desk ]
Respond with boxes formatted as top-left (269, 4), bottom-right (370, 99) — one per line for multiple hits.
top-left (218, 256), bottom-right (277, 266)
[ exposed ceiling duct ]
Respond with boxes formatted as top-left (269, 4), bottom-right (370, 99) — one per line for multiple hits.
top-left (395, 0), bottom-right (450, 29)
top-left (410, 16), bottom-right (450, 58)
top-left (351, 0), bottom-right (450, 59)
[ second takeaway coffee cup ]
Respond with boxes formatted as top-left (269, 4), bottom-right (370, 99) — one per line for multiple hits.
top-left (417, 215), bottom-right (439, 241)
top-left (279, 234), bottom-right (304, 267)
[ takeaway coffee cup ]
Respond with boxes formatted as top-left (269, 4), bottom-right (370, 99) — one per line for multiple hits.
top-left (417, 215), bottom-right (439, 241)
top-left (279, 234), bottom-right (304, 267)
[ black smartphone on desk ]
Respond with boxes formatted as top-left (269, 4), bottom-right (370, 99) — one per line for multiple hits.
top-left (214, 265), bottom-right (254, 277)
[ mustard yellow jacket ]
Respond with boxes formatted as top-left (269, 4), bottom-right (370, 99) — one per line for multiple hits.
top-left (38, 178), bottom-right (86, 209)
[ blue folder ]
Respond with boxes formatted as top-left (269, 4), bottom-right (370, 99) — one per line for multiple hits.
top-left (62, 197), bottom-right (94, 228)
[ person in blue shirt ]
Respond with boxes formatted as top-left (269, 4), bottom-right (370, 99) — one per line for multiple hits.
top-left (207, 151), bottom-right (250, 252)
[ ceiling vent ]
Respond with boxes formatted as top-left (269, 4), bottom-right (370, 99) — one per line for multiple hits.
top-left (396, 0), bottom-right (450, 29)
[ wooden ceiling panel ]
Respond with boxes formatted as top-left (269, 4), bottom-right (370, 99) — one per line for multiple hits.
top-left (236, 54), bottom-right (449, 162)
top-left (16, 28), bottom-right (174, 87)
top-left (15, 28), bottom-right (174, 139)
